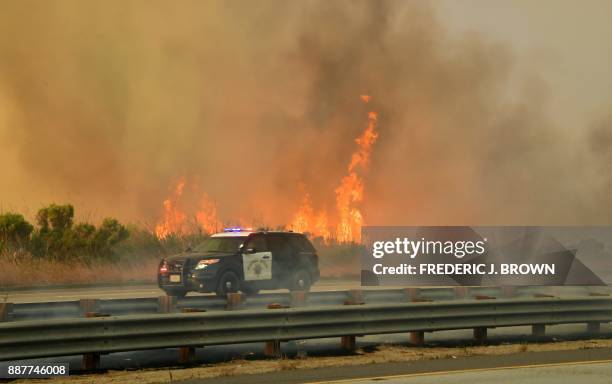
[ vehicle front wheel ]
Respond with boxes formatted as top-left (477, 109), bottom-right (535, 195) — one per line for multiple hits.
top-left (215, 270), bottom-right (241, 297)
top-left (163, 288), bottom-right (187, 297)
top-left (290, 268), bottom-right (312, 292)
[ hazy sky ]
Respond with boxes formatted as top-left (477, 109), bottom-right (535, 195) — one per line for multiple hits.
top-left (436, 0), bottom-right (612, 128)
top-left (1, 0), bottom-right (611, 227)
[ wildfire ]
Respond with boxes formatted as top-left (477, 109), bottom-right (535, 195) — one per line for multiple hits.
top-left (155, 177), bottom-right (220, 239)
top-left (335, 104), bottom-right (379, 243)
top-left (291, 193), bottom-right (331, 240)
top-left (195, 193), bottom-right (220, 235)
top-left (291, 96), bottom-right (379, 243)
top-left (155, 95), bottom-right (379, 243)
top-left (155, 177), bottom-right (188, 239)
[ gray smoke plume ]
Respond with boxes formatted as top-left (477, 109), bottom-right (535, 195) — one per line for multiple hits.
top-left (0, 0), bottom-right (610, 227)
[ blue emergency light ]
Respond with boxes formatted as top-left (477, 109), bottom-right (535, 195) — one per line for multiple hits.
top-left (223, 227), bottom-right (253, 232)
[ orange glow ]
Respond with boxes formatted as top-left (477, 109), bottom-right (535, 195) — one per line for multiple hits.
top-left (290, 193), bottom-right (331, 239)
top-left (291, 193), bottom-right (314, 234)
top-left (335, 103), bottom-right (378, 242)
top-left (195, 193), bottom-right (220, 235)
top-left (155, 95), bottom-right (379, 243)
top-left (155, 178), bottom-right (221, 239)
top-left (155, 177), bottom-right (188, 239)
top-left (291, 95), bottom-right (379, 243)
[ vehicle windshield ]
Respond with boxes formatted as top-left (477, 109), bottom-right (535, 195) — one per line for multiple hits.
top-left (193, 237), bottom-right (246, 253)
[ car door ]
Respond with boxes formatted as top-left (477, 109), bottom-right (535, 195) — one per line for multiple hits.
top-left (242, 234), bottom-right (272, 281)
top-left (267, 234), bottom-right (295, 283)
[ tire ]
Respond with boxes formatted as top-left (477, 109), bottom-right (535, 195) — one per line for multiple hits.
top-left (290, 268), bottom-right (312, 292)
top-left (215, 270), bottom-right (241, 297)
top-left (163, 288), bottom-right (187, 297)
top-left (241, 284), bottom-right (260, 296)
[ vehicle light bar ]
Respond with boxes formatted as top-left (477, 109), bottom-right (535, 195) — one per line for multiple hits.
top-left (223, 227), bottom-right (253, 232)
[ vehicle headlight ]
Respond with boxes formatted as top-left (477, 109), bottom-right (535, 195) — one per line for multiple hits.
top-left (195, 259), bottom-right (220, 270)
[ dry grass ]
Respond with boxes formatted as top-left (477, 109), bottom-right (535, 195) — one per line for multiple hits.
top-left (15, 339), bottom-right (612, 384)
top-left (0, 251), bottom-right (357, 287)
top-left (0, 253), bottom-right (159, 287)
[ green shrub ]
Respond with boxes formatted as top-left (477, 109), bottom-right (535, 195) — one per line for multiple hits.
top-left (0, 212), bottom-right (34, 250)
top-left (28, 204), bottom-right (131, 262)
top-left (36, 204), bottom-right (74, 231)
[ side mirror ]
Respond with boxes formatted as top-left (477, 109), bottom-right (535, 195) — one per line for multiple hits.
top-left (245, 247), bottom-right (256, 254)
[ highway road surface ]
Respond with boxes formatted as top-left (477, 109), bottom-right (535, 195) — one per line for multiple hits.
top-left (324, 361), bottom-right (612, 384)
top-left (179, 348), bottom-right (612, 384)
top-left (2, 280), bottom-right (601, 303)
top-left (2, 280), bottom-right (364, 303)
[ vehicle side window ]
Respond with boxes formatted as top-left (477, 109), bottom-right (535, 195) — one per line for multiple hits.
top-left (267, 235), bottom-right (293, 256)
top-left (244, 235), bottom-right (268, 252)
top-left (289, 235), bottom-right (316, 252)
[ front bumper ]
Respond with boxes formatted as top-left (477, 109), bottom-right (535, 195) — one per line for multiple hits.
top-left (158, 268), bottom-right (218, 293)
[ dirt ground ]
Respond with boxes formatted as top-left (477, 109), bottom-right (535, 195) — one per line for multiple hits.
top-left (16, 339), bottom-right (612, 384)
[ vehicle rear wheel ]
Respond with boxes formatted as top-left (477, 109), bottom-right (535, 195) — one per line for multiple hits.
top-left (215, 270), bottom-right (240, 297)
top-left (163, 288), bottom-right (187, 297)
top-left (290, 268), bottom-right (312, 292)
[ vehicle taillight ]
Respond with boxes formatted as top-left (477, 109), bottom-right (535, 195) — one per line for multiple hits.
top-left (159, 260), bottom-right (169, 274)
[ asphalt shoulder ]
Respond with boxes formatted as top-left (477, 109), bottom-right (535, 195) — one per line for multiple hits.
top-left (179, 347), bottom-right (612, 384)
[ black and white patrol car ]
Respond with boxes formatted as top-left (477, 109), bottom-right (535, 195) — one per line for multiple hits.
top-left (157, 229), bottom-right (320, 297)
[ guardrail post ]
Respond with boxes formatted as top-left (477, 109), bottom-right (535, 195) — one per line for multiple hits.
top-left (406, 289), bottom-right (428, 346)
top-left (290, 291), bottom-right (307, 307)
top-left (346, 289), bottom-right (365, 305)
top-left (82, 312), bottom-right (109, 370)
top-left (340, 290), bottom-right (363, 353)
top-left (454, 287), bottom-right (468, 299)
top-left (79, 299), bottom-right (99, 315)
top-left (473, 327), bottom-right (487, 343)
top-left (403, 288), bottom-right (421, 301)
top-left (587, 322), bottom-right (600, 334)
top-left (410, 331), bottom-right (424, 346)
top-left (341, 335), bottom-right (356, 352)
top-left (0, 302), bottom-right (12, 322)
top-left (501, 286), bottom-right (516, 298)
top-left (82, 352), bottom-right (100, 371)
top-left (264, 303), bottom-right (287, 358)
top-left (471, 294), bottom-right (494, 343)
top-left (264, 340), bottom-right (281, 357)
top-left (158, 296), bottom-right (176, 313)
top-left (177, 308), bottom-right (206, 364)
top-left (532, 324), bottom-right (546, 337)
top-left (226, 293), bottom-right (245, 310)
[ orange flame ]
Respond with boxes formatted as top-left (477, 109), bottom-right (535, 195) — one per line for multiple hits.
top-left (155, 96), bottom-right (379, 243)
top-left (155, 178), bottom-right (221, 239)
top-left (291, 95), bottom-right (379, 243)
top-left (291, 193), bottom-right (331, 239)
top-left (195, 193), bottom-right (220, 235)
top-left (335, 105), bottom-right (378, 242)
top-left (155, 177), bottom-right (188, 239)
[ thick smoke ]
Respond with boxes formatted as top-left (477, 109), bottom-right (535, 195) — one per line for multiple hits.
top-left (0, 0), bottom-right (610, 227)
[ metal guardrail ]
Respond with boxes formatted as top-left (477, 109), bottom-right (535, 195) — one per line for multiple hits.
top-left (1, 296), bottom-right (610, 362)
top-left (6, 286), bottom-right (610, 322)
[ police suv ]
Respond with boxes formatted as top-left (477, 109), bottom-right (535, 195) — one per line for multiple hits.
top-left (157, 229), bottom-right (320, 297)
